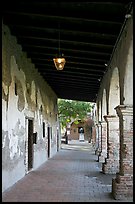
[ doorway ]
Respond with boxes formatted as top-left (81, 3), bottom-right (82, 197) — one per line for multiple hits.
top-left (47, 126), bottom-right (51, 158)
top-left (28, 119), bottom-right (34, 171)
top-left (78, 127), bottom-right (84, 141)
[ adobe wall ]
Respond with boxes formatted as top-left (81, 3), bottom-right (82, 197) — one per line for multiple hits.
top-left (97, 15), bottom-right (133, 110)
top-left (2, 24), bottom-right (59, 192)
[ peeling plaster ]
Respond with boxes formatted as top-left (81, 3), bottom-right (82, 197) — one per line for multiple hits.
top-left (2, 130), bottom-right (8, 148)
top-left (2, 32), bottom-right (12, 86)
top-left (26, 82), bottom-right (32, 106)
top-left (2, 87), bottom-right (8, 101)
top-left (31, 80), bottom-right (36, 103)
top-left (14, 77), bottom-right (25, 111)
top-left (2, 82), bottom-right (9, 96)
top-left (13, 119), bottom-right (25, 139)
top-left (10, 56), bottom-right (26, 112)
top-left (2, 130), bottom-right (10, 169)
top-left (9, 132), bottom-right (18, 160)
top-left (8, 119), bottom-right (25, 160)
top-left (2, 99), bottom-right (8, 130)
top-left (2, 81), bottom-right (10, 111)
top-left (2, 24), bottom-right (58, 192)
top-left (26, 82), bottom-right (36, 111)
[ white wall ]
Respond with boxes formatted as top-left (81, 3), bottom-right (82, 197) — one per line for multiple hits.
top-left (2, 24), bottom-right (59, 192)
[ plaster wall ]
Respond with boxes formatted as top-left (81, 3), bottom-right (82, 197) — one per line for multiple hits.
top-left (96, 16), bottom-right (133, 114)
top-left (123, 38), bottom-right (133, 105)
top-left (2, 24), bottom-right (59, 192)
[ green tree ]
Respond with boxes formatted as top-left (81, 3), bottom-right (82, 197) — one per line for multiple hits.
top-left (58, 99), bottom-right (92, 129)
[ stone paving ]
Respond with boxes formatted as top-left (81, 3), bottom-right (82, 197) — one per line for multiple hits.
top-left (2, 140), bottom-right (133, 202)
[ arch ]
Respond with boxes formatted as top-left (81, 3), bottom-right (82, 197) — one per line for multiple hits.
top-left (102, 89), bottom-right (107, 120)
top-left (108, 67), bottom-right (120, 115)
top-left (98, 100), bottom-right (102, 122)
top-left (123, 39), bottom-right (133, 105)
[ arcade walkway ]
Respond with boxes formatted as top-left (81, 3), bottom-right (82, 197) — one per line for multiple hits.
top-left (2, 140), bottom-right (133, 202)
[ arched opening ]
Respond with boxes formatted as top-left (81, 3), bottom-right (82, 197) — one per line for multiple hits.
top-left (102, 89), bottom-right (107, 120)
top-left (123, 39), bottom-right (133, 105)
top-left (102, 67), bottom-right (120, 174)
top-left (98, 100), bottom-right (102, 122)
top-left (112, 37), bottom-right (133, 200)
top-left (108, 67), bottom-right (120, 115)
top-left (98, 89), bottom-right (107, 163)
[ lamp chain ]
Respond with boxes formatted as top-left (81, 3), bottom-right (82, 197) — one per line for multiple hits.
top-left (58, 23), bottom-right (60, 56)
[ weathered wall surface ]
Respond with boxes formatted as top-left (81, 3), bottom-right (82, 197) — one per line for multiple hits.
top-left (96, 16), bottom-right (133, 115)
top-left (2, 24), bottom-right (59, 192)
top-left (95, 15), bottom-right (133, 199)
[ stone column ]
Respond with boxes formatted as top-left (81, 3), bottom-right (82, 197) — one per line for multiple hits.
top-left (102, 115), bottom-right (119, 174)
top-left (91, 126), bottom-right (96, 150)
top-left (95, 122), bottom-right (102, 156)
top-left (112, 105), bottom-right (133, 200)
top-left (98, 120), bottom-right (107, 163)
top-left (95, 124), bottom-right (99, 155)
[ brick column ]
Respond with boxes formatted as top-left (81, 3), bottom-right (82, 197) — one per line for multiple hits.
top-left (91, 126), bottom-right (96, 150)
top-left (95, 123), bottom-right (102, 156)
top-left (112, 105), bottom-right (133, 200)
top-left (102, 115), bottom-right (119, 174)
top-left (95, 124), bottom-right (99, 155)
top-left (98, 120), bottom-right (107, 163)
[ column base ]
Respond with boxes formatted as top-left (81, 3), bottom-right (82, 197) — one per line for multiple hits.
top-left (112, 174), bottom-right (133, 200)
top-left (98, 152), bottom-right (106, 163)
top-left (102, 158), bottom-right (119, 174)
top-left (95, 148), bottom-right (101, 156)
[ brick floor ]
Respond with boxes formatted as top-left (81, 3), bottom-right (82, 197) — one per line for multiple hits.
top-left (2, 140), bottom-right (133, 202)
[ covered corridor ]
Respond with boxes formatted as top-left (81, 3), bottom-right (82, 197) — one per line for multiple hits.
top-left (2, 1), bottom-right (133, 201)
top-left (2, 140), bottom-right (133, 202)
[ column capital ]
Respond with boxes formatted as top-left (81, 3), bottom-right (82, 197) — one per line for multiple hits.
top-left (101, 120), bottom-right (107, 124)
top-left (96, 121), bottom-right (102, 126)
top-left (103, 115), bottom-right (118, 122)
top-left (115, 105), bottom-right (133, 117)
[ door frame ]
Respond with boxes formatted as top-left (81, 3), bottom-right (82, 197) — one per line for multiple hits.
top-left (25, 117), bottom-right (34, 174)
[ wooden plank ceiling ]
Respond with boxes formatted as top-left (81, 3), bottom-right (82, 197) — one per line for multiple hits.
top-left (2, 1), bottom-right (133, 102)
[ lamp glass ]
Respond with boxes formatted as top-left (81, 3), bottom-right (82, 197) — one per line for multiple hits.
top-left (53, 57), bottom-right (66, 70)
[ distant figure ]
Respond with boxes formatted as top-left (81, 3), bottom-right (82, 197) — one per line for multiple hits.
top-left (79, 127), bottom-right (84, 141)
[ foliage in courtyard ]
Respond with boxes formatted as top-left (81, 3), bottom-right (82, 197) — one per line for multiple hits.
top-left (58, 99), bottom-right (93, 129)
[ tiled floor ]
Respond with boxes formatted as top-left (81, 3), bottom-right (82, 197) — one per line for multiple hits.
top-left (2, 140), bottom-right (133, 202)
